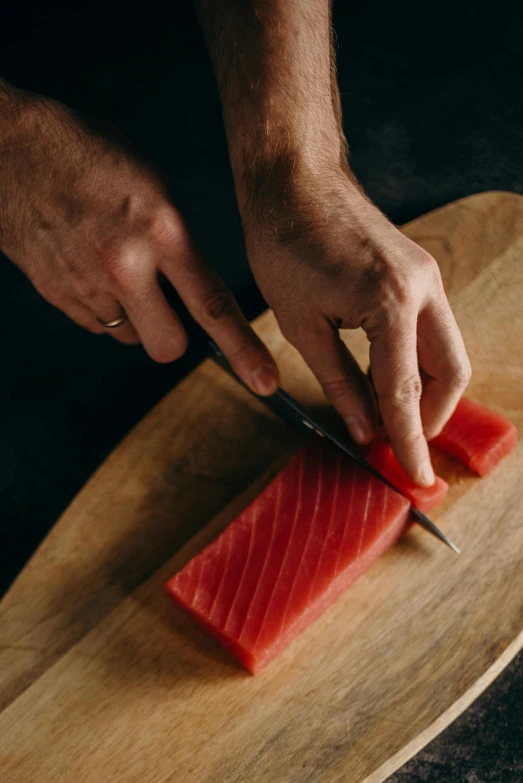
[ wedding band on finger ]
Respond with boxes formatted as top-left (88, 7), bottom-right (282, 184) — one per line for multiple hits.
top-left (96, 309), bottom-right (129, 329)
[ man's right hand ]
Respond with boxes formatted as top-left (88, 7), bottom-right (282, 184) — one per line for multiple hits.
top-left (0, 81), bottom-right (278, 395)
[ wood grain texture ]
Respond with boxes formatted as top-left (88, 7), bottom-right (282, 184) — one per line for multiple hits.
top-left (1, 191), bottom-right (522, 782)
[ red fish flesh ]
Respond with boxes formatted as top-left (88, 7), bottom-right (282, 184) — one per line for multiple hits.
top-left (366, 439), bottom-right (448, 512)
top-left (165, 438), bottom-right (410, 673)
top-left (431, 397), bottom-right (518, 476)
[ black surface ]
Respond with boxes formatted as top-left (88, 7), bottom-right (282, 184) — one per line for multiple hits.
top-left (1, 3), bottom-right (522, 780)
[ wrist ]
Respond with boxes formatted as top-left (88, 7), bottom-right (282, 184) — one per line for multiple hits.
top-left (229, 103), bottom-right (346, 191)
top-left (235, 141), bottom-right (364, 240)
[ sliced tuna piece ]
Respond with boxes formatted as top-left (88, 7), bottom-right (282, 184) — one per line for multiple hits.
top-left (165, 438), bottom-right (410, 673)
top-left (431, 397), bottom-right (518, 476)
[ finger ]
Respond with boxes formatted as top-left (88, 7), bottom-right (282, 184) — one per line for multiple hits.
top-left (58, 297), bottom-right (106, 335)
top-left (84, 293), bottom-right (140, 345)
top-left (33, 279), bottom-right (105, 335)
top-left (121, 278), bottom-right (188, 363)
top-left (417, 298), bottom-right (472, 439)
top-left (368, 312), bottom-right (435, 487)
top-left (288, 323), bottom-right (377, 444)
top-left (161, 244), bottom-right (279, 395)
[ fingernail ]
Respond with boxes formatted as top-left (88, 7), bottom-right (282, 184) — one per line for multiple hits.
top-left (345, 415), bottom-right (371, 445)
top-left (418, 458), bottom-right (435, 487)
top-left (252, 365), bottom-right (278, 396)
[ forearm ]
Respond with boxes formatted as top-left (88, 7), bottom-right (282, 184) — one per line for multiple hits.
top-left (194, 0), bottom-right (351, 211)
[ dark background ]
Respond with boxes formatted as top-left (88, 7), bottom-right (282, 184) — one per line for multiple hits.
top-left (1, 2), bottom-right (522, 780)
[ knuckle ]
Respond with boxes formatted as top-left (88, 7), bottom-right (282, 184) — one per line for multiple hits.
top-left (108, 263), bottom-right (135, 294)
top-left (144, 207), bottom-right (182, 245)
top-left (379, 373), bottom-right (422, 407)
top-left (71, 276), bottom-right (98, 300)
top-left (448, 360), bottom-right (472, 391)
top-left (387, 271), bottom-right (415, 307)
top-left (361, 247), bottom-right (388, 287)
top-left (94, 245), bottom-right (134, 290)
top-left (363, 252), bottom-right (416, 309)
top-left (419, 251), bottom-right (443, 288)
top-left (376, 268), bottom-right (416, 313)
top-left (54, 252), bottom-right (104, 301)
top-left (424, 253), bottom-right (440, 276)
top-left (395, 429), bottom-right (425, 450)
top-left (321, 378), bottom-right (352, 404)
top-left (200, 289), bottom-right (237, 322)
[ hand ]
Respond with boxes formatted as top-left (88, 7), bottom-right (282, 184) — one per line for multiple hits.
top-left (194, 0), bottom-right (469, 484)
top-left (242, 166), bottom-right (471, 485)
top-left (0, 84), bottom-right (278, 395)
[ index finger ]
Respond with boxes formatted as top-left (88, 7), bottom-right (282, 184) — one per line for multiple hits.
top-left (160, 237), bottom-right (279, 395)
top-left (368, 313), bottom-right (435, 487)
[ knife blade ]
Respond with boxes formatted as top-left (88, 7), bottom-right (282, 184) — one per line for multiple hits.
top-left (208, 340), bottom-right (460, 555)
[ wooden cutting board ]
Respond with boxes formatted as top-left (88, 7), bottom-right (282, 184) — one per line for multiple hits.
top-left (1, 191), bottom-right (522, 783)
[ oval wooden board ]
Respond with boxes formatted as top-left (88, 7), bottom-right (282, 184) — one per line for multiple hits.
top-left (1, 192), bottom-right (522, 783)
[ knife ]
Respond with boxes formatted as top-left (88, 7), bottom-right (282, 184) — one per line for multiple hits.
top-left (208, 340), bottom-right (460, 555)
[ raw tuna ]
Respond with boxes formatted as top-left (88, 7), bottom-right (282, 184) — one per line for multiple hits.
top-left (366, 439), bottom-right (448, 512)
top-left (431, 397), bottom-right (518, 476)
top-left (165, 438), bottom-right (410, 673)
